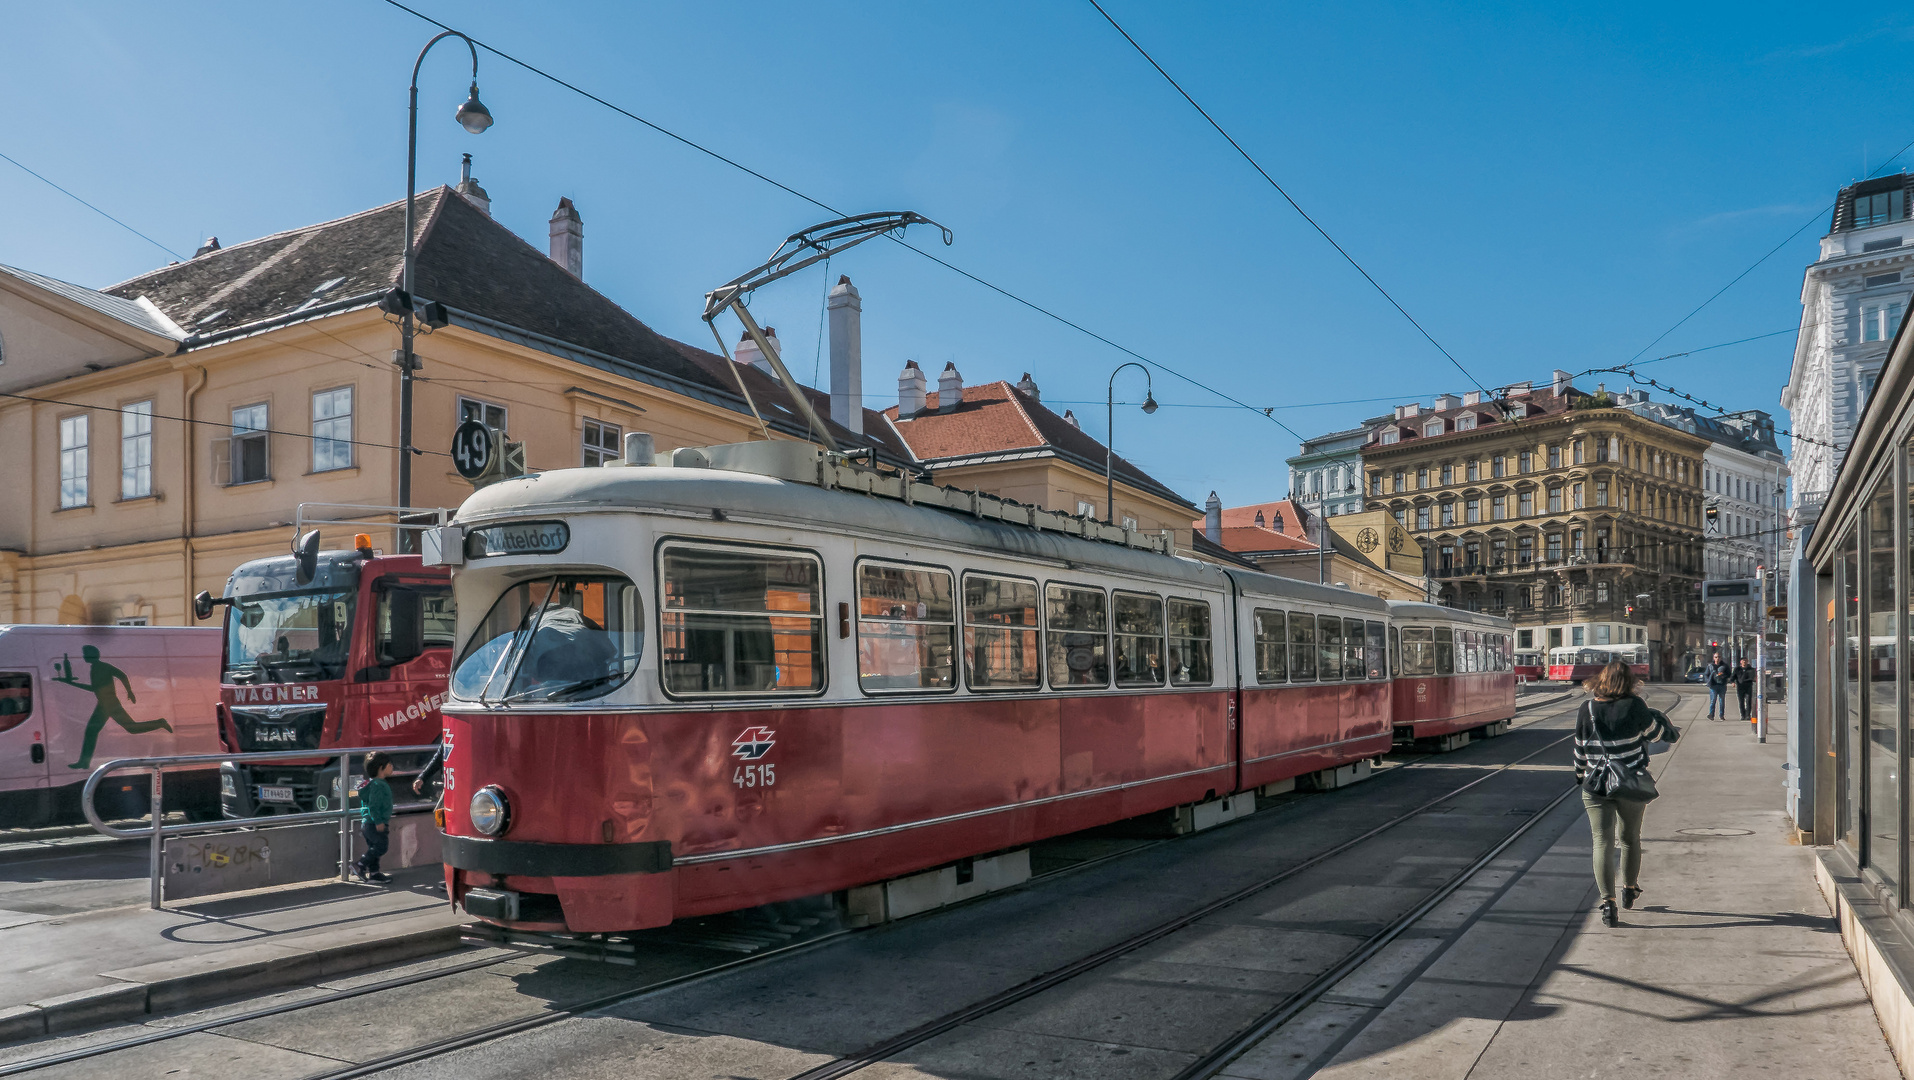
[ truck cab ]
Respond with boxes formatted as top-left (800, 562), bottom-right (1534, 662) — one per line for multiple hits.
top-left (209, 543), bottom-right (453, 817)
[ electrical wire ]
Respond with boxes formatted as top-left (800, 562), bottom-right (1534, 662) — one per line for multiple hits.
top-left (0, 388), bottom-right (451, 459)
top-left (1084, 0), bottom-right (1489, 397)
top-left (0, 149), bottom-right (189, 262)
top-left (376, 0), bottom-right (1308, 442)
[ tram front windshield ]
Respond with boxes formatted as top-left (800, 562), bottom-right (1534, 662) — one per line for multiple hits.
top-left (453, 574), bottom-right (644, 703)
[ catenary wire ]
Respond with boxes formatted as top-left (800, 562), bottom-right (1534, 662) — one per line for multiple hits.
top-left (0, 149), bottom-right (189, 262)
top-left (1084, 0), bottom-right (1490, 397)
top-left (375, 0), bottom-right (1309, 442)
top-left (0, 388), bottom-right (452, 459)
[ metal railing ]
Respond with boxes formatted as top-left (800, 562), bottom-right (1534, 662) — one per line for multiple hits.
top-left (82, 744), bottom-right (439, 909)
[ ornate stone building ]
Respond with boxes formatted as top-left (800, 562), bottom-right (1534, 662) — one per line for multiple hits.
top-left (1360, 374), bottom-right (1708, 677)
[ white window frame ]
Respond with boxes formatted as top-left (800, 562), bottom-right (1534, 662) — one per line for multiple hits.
top-left (59, 414), bottom-right (89, 508)
top-left (230, 403), bottom-right (270, 485)
top-left (458, 396), bottom-right (508, 434)
top-left (120, 400), bottom-right (153, 500)
top-left (310, 386), bottom-right (354, 472)
top-left (582, 417), bottom-right (622, 468)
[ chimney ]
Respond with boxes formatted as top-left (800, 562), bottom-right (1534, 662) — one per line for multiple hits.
top-left (1462, 390), bottom-right (1482, 406)
top-left (1015, 372), bottom-right (1040, 402)
top-left (898, 360), bottom-right (927, 416)
top-left (937, 362), bottom-right (964, 413)
top-left (1552, 369), bottom-right (1573, 397)
top-left (1395, 402), bottom-right (1422, 420)
top-left (548, 197), bottom-right (583, 277)
top-left (193, 237), bottom-right (221, 258)
top-left (1434, 393), bottom-right (1461, 411)
top-left (827, 275), bottom-right (863, 435)
top-left (1254, 510), bottom-right (1265, 528)
top-left (454, 154), bottom-right (491, 216)
top-left (1204, 492), bottom-right (1222, 543)
top-left (1062, 409), bottom-right (1080, 429)
top-left (735, 328), bottom-right (779, 375)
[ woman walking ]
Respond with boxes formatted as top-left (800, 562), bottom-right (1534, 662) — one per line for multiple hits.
top-left (1573, 660), bottom-right (1678, 927)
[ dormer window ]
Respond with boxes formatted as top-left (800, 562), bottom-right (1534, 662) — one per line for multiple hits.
top-left (1455, 413), bottom-right (1477, 432)
top-left (1423, 418), bottom-right (1444, 437)
top-left (1856, 190), bottom-right (1903, 228)
top-left (1378, 428), bottom-right (1400, 445)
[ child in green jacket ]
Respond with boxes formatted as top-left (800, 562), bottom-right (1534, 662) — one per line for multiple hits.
top-left (353, 751), bottom-right (395, 884)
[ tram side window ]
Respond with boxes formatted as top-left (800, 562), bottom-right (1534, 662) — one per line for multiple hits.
top-left (1114, 592), bottom-right (1166, 687)
top-left (1342, 617), bottom-right (1365, 678)
top-left (1365, 621), bottom-right (1387, 679)
top-left (1168, 598), bottom-right (1213, 686)
top-left (1046, 584), bottom-right (1110, 687)
top-left (964, 574), bottom-right (1041, 689)
top-left (659, 545), bottom-right (823, 696)
top-left (1434, 627), bottom-right (1455, 675)
top-left (857, 562), bottom-right (955, 692)
top-left (1318, 615), bottom-right (1343, 681)
top-left (1400, 627), bottom-right (1435, 676)
top-left (1253, 609), bottom-right (1286, 683)
top-left (1289, 611), bottom-right (1317, 681)
top-left (1388, 625), bottom-right (1400, 677)
top-left (1460, 630), bottom-right (1477, 673)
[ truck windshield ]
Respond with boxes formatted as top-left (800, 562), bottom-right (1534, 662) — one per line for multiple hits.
top-left (451, 575), bottom-right (642, 704)
top-left (226, 588), bottom-right (357, 683)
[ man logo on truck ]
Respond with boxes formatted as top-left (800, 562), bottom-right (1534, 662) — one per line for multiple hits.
top-left (55, 645), bottom-right (174, 769)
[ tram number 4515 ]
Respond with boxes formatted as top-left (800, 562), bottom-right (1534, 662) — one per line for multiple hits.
top-left (734, 763), bottom-right (776, 788)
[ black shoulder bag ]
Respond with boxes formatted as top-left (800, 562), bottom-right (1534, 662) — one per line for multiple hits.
top-left (1579, 701), bottom-right (1660, 803)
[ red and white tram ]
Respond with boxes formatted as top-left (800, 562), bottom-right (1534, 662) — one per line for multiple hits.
top-left (1546, 643), bottom-right (1650, 683)
top-left (435, 442), bottom-right (1509, 935)
top-left (1512, 650), bottom-right (1545, 682)
top-left (1386, 603), bottom-right (1518, 746)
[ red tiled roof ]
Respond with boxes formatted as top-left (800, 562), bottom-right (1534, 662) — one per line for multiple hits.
top-left (1369, 387), bottom-right (1582, 447)
top-left (1209, 525), bottom-right (1319, 554)
top-left (1206, 500), bottom-right (1311, 536)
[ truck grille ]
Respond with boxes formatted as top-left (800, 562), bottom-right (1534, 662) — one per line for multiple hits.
top-left (230, 707), bottom-right (327, 751)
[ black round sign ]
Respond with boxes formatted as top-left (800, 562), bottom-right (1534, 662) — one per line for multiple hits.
top-left (452, 420), bottom-right (493, 480)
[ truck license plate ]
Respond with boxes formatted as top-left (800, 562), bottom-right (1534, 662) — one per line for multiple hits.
top-left (259, 785), bottom-right (295, 804)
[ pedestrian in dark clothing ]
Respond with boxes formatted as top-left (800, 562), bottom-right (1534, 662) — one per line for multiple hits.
top-left (1703, 652), bottom-right (1732, 720)
top-left (1733, 658), bottom-right (1757, 721)
top-left (1574, 660), bottom-right (1679, 927)
top-left (353, 751), bottom-right (395, 884)
top-left (414, 738), bottom-right (445, 798)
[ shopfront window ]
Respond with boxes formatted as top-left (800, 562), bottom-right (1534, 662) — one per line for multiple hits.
top-left (1868, 473), bottom-right (1899, 886)
top-left (1842, 525), bottom-right (1862, 847)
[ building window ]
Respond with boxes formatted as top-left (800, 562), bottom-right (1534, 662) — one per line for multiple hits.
top-left (1517, 535), bottom-right (1534, 564)
top-left (1441, 465), bottom-right (1453, 486)
top-left (1417, 467), bottom-right (1429, 489)
top-left (1854, 190), bottom-right (1903, 228)
top-left (1393, 469), bottom-right (1405, 492)
top-left (230, 404), bottom-right (269, 485)
top-left (1439, 544), bottom-right (1455, 569)
top-left (1548, 445), bottom-right (1562, 468)
top-left (1595, 480), bottom-right (1609, 507)
top-left (1519, 451), bottom-right (1533, 473)
top-left (1548, 585), bottom-right (1562, 607)
top-left (1492, 455), bottom-right (1505, 478)
top-left (1597, 581), bottom-right (1609, 603)
top-left (1456, 413), bottom-right (1476, 432)
top-left (1370, 473), bottom-right (1383, 496)
top-left (582, 418), bottom-right (622, 468)
top-left (1571, 440), bottom-right (1583, 465)
top-left (1441, 502), bottom-right (1455, 527)
top-left (120, 400), bottom-right (152, 499)
top-left (1863, 302), bottom-right (1904, 343)
top-left (1466, 498), bottom-right (1480, 523)
top-left (115, 616), bottom-right (149, 626)
top-left (459, 396), bottom-right (508, 433)
top-left (1424, 418), bottom-right (1444, 437)
top-left (1492, 495), bottom-right (1507, 520)
top-left (59, 414), bottom-right (88, 508)
top-left (1546, 533), bottom-right (1563, 561)
top-left (1622, 485), bottom-right (1631, 511)
top-left (1416, 505), bottom-right (1430, 531)
top-left (1572, 482), bottom-right (1584, 510)
top-left (1379, 428), bottom-right (1400, 445)
top-left (1519, 489), bottom-right (1534, 516)
top-left (1077, 500), bottom-right (1096, 518)
top-left (312, 387), bottom-right (353, 472)
top-left (1548, 486), bottom-right (1563, 513)
top-left (1122, 515), bottom-right (1139, 530)
top-left (1864, 272), bottom-right (1903, 288)
top-left (1394, 508), bottom-right (1407, 527)
top-left (1572, 625), bottom-right (1585, 645)
top-left (1572, 529), bottom-right (1585, 555)
top-left (1595, 438), bottom-right (1608, 463)
top-left (1466, 461), bottom-right (1479, 482)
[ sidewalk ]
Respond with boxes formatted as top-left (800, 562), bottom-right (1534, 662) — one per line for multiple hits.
top-left (0, 865), bottom-right (463, 1042)
top-left (1234, 685), bottom-right (1904, 1079)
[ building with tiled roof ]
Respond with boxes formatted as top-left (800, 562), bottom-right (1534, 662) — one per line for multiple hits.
top-left (1191, 495), bottom-right (1429, 600)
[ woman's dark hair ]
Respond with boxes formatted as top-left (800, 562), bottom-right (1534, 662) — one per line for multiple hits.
top-left (1584, 659), bottom-right (1636, 699)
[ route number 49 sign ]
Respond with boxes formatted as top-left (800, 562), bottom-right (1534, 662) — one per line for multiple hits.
top-left (452, 420), bottom-right (493, 481)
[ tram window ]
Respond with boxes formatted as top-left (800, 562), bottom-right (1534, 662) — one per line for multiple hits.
top-left (1434, 627), bottom-right (1455, 675)
top-left (1400, 627), bottom-right (1435, 676)
top-left (963, 574), bottom-right (1041, 690)
top-left (1318, 615), bottom-right (1343, 681)
top-left (1168, 599), bottom-right (1213, 686)
top-left (857, 562), bottom-right (955, 692)
top-left (1046, 584), bottom-right (1110, 687)
top-left (1253, 609), bottom-right (1286, 683)
top-left (1342, 617), bottom-right (1365, 678)
top-left (1460, 630), bottom-right (1477, 673)
top-left (1114, 592), bottom-right (1166, 687)
top-left (1289, 611), bottom-right (1317, 681)
top-left (658, 544), bottom-right (823, 696)
top-left (1388, 625), bottom-right (1400, 677)
top-left (452, 574), bottom-right (643, 703)
top-left (1366, 621), bottom-right (1387, 679)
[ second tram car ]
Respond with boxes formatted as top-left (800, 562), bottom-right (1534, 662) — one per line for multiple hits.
top-left (1386, 603), bottom-right (1518, 747)
top-left (1512, 650), bottom-right (1545, 682)
top-left (1546, 643), bottom-right (1650, 682)
top-left (436, 441), bottom-right (1511, 936)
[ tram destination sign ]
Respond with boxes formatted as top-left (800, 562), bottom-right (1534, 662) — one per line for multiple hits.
top-left (1702, 578), bottom-right (1761, 602)
top-left (465, 521), bottom-right (570, 559)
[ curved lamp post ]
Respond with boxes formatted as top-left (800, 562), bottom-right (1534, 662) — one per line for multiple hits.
top-left (1105, 362), bottom-right (1158, 526)
top-left (397, 31), bottom-right (494, 523)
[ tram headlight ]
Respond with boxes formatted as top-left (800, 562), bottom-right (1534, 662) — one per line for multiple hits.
top-left (469, 786), bottom-right (511, 836)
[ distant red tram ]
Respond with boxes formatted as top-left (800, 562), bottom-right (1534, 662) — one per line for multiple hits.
top-left (435, 442), bottom-right (1515, 936)
top-left (1547, 644), bottom-right (1651, 683)
top-left (1385, 603), bottom-right (1518, 746)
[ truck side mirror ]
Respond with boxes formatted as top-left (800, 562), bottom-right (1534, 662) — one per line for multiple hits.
top-left (193, 590), bottom-right (216, 621)
top-left (382, 588), bottom-right (425, 666)
top-left (294, 530), bottom-right (322, 585)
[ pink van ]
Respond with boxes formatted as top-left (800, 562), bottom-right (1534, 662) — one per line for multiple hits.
top-left (0, 625), bottom-right (222, 828)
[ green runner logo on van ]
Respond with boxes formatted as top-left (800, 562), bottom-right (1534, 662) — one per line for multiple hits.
top-left (54, 646), bottom-right (174, 770)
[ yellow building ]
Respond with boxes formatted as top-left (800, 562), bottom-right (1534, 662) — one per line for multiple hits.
top-left (0, 188), bottom-right (910, 625)
top-left (1191, 499), bottom-right (1430, 600)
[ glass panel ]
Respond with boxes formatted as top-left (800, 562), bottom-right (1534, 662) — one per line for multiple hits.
top-left (1388, 625), bottom-right (1400, 676)
top-left (228, 587), bottom-right (357, 683)
top-left (858, 563), bottom-right (955, 691)
top-left (1868, 473), bottom-right (1898, 885)
top-left (1400, 626), bottom-right (1435, 676)
top-left (1318, 615), bottom-right (1343, 681)
top-left (0, 672), bottom-right (32, 734)
top-left (1254, 609), bottom-right (1286, 684)
top-left (964, 575), bottom-right (1040, 690)
top-left (1113, 593), bottom-right (1166, 687)
top-left (659, 546), bottom-right (823, 695)
top-left (1435, 627), bottom-right (1455, 675)
top-left (1366, 621), bottom-right (1387, 679)
top-left (452, 575), bottom-right (643, 702)
top-left (1343, 617), bottom-right (1364, 678)
top-left (1843, 525), bottom-right (1862, 845)
top-left (1168, 599), bottom-right (1212, 686)
top-left (1046, 584), bottom-right (1109, 687)
top-left (1289, 611), bottom-right (1317, 681)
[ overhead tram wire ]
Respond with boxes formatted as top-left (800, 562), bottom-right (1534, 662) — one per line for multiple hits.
top-left (376, 0), bottom-right (1309, 443)
top-left (0, 387), bottom-right (453, 460)
top-left (0, 149), bottom-right (189, 262)
top-left (1084, 0), bottom-right (1490, 398)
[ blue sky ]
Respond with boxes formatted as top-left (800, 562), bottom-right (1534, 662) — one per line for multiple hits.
top-left (3, 2), bottom-right (1910, 508)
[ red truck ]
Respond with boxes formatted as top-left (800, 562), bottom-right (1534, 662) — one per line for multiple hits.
top-left (195, 532), bottom-right (453, 817)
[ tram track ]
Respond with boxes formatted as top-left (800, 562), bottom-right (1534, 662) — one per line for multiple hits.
top-left (0, 687), bottom-right (1595, 1078)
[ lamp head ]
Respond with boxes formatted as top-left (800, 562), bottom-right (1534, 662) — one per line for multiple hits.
top-left (1141, 391), bottom-right (1158, 415)
top-left (456, 82), bottom-right (494, 134)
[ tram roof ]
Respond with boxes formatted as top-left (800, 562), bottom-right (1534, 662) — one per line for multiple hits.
top-left (455, 454), bottom-right (1385, 611)
top-left (1384, 600), bottom-right (1515, 630)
